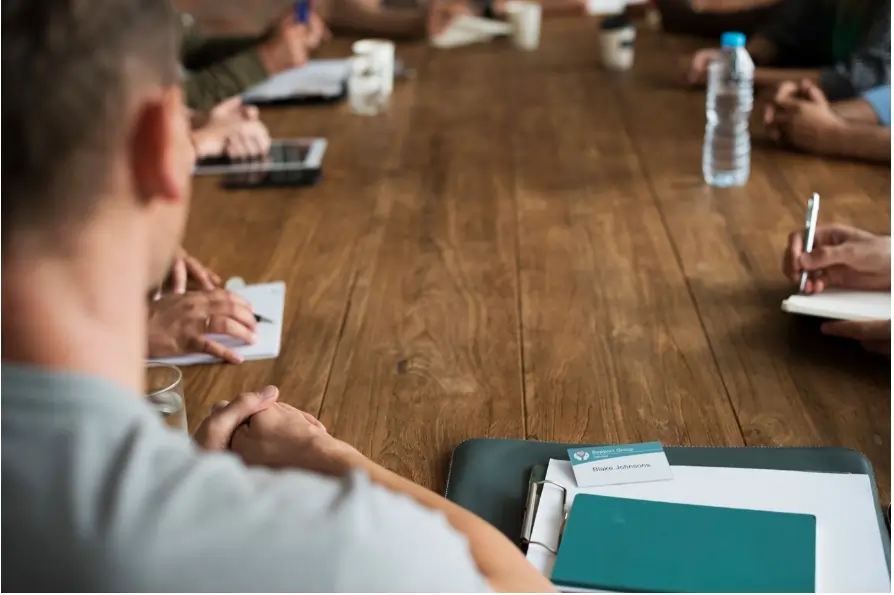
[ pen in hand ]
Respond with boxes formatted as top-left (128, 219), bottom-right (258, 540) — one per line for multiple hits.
top-left (798, 193), bottom-right (821, 294)
top-left (254, 314), bottom-right (274, 324)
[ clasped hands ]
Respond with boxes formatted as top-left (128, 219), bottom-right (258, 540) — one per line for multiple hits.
top-left (194, 385), bottom-right (355, 477)
top-left (763, 79), bottom-right (846, 155)
top-left (782, 225), bottom-right (891, 356)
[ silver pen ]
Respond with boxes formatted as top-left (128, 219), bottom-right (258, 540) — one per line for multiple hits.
top-left (798, 193), bottom-right (821, 293)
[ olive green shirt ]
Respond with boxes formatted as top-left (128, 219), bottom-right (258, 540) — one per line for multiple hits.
top-left (180, 14), bottom-right (271, 110)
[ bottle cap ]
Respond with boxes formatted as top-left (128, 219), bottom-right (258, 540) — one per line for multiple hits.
top-left (720, 31), bottom-right (746, 48)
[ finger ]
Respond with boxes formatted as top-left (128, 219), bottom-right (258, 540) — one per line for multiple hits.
top-left (185, 255), bottom-right (216, 291)
top-left (301, 411), bottom-right (327, 432)
top-left (242, 105), bottom-right (260, 120)
top-left (801, 79), bottom-right (827, 106)
top-left (215, 96), bottom-right (243, 116)
top-left (212, 400), bottom-right (230, 413)
top-left (208, 292), bottom-right (257, 329)
top-left (199, 387), bottom-right (279, 449)
top-left (821, 320), bottom-right (890, 342)
top-left (785, 231), bottom-right (805, 281)
top-left (763, 103), bottom-right (775, 126)
top-left (774, 80), bottom-right (799, 104)
top-left (192, 335), bottom-right (245, 364)
top-left (862, 339), bottom-right (891, 356)
top-left (800, 243), bottom-right (862, 271)
top-left (206, 316), bottom-right (257, 346)
top-left (171, 258), bottom-right (188, 294)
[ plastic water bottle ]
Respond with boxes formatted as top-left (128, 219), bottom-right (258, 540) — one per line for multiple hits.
top-left (703, 32), bottom-right (754, 187)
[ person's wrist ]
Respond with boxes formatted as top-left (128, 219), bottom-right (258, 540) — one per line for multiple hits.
top-left (314, 436), bottom-right (365, 476)
top-left (190, 129), bottom-right (221, 159)
top-left (257, 41), bottom-right (284, 75)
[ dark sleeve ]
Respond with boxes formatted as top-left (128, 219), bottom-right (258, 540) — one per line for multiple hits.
top-left (819, 2), bottom-right (891, 101)
top-left (754, 0), bottom-right (816, 58)
top-left (182, 50), bottom-right (270, 110)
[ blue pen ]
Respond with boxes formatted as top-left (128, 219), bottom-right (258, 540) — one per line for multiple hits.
top-left (294, 0), bottom-right (309, 24)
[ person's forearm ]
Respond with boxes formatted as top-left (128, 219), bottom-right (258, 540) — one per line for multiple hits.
top-left (833, 97), bottom-right (882, 125)
top-left (754, 67), bottom-right (819, 88)
top-left (830, 125), bottom-right (891, 163)
top-left (327, 0), bottom-right (426, 38)
top-left (333, 444), bottom-right (555, 592)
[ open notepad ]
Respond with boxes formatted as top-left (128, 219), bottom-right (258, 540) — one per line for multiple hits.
top-left (241, 59), bottom-right (350, 104)
top-left (528, 459), bottom-right (890, 593)
top-left (782, 289), bottom-right (891, 321)
top-left (149, 282), bottom-right (286, 366)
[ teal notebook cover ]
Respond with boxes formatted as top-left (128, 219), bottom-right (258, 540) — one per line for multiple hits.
top-left (551, 495), bottom-right (816, 593)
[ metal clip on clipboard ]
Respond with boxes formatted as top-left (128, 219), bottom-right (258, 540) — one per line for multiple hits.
top-left (521, 474), bottom-right (569, 555)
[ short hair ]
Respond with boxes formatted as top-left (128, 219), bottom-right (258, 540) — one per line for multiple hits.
top-left (2, 0), bottom-right (181, 247)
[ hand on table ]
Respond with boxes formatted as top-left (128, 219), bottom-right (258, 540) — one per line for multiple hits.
top-left (820, 320), bottom-right (891, 357)
top-left (229, 391), bottom-right (355, 476)
top-left (764, 80), bottom-right (845, 154)
top-left (427, 0), bottom-right (476, 38)
top-left (782, 224), bottom-right (891, 294)
top-left (191, 97), bottom-right (272, 161)
top-left (167, 246), bottom-right (222, 294)
top-left (684, 47), bottom-right (719, 86)
top-left (194, 386), bottom-right (281, 450)
top-left (148, 289), bottom-right (258, 364)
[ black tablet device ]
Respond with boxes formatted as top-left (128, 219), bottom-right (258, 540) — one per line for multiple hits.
top-left (193, 138), bottom-right (327, 189)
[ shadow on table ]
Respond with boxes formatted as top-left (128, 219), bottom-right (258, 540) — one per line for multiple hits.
top-left (688, 278), bottom-right (891, 382)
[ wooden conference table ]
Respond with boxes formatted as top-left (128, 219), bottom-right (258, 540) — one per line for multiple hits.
top-left (184, 19), bottom-right (892, 503)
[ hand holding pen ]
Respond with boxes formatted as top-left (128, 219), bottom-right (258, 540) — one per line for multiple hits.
top-left (783, 224), bottom-right (891, 295)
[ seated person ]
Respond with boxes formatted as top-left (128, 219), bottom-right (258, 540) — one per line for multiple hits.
top-left (764, 80), bottom-right (890, 162)
top-left (190, 96), bottom-right (272, 160)
top-left (2, 1), bottom-right (553, 591)
top-left (317, 0), bottom-right (488, 39)
top-left (180, 10), bottom-right (329, 109)
top-left (657, 0), bottom-right (782, 39)
top-left (783, 224), bottom-right (891, 356)
top-left (686, 0), bottom-right (890, 100)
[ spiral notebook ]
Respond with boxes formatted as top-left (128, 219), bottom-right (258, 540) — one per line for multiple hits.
top-left (149, 282), bottom-right (286, 366)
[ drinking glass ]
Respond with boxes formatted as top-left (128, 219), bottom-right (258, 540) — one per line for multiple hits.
top-left (144, 363), bottom-right (188, 433)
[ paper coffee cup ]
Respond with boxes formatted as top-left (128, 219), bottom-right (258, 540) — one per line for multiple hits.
top-left (352, 39), bottom-right (395, 98)
top-left (505, 1), bottom-right (542, 51)
top-left (599, 14), bottom-right (635, 71)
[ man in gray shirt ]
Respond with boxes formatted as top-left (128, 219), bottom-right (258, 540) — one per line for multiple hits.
top-left (0, 2), bottom-right (553, 592)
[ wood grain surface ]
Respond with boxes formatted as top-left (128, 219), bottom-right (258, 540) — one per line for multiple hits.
top-left (182, 19), bottom-right (891, 502)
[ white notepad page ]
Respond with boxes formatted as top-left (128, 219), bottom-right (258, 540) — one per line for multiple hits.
top-left (149, 282), bottom-right (286, 366)
top-left (241, 59), bottom-right (350, 102)
top-left (431, 16), bottom-right (512, 48)
top-left (782, 289), bottom-right (891, 321)
top-left (528, 459), bottom-right (890, 593)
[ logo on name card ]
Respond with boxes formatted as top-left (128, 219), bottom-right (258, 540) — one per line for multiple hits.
top-left (566, 442), bottom-right (673, 488)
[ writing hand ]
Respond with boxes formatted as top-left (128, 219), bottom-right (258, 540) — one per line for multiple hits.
top-left (782, 225), bottom-right (891, 294)
top-left (148, 289), bottom-right (258, 364)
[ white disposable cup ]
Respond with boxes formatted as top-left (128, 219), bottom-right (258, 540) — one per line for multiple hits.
top-left (352, 39), bottom-right (395, 100)
top-left (349, 56), bottom-right (385, 116)
top-left (505, 1), bottom-right (542, 51)
top-left (599, 25), bottom-right (636, 71)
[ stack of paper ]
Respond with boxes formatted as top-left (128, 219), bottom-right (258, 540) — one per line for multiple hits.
top-left (149, 282), bottom-right (286, 366)
top-left (528, 459), bottom-right (890, 593)
top-left (241, 59), bottom-right (350, 103)
top-left (781, 289), bottom-right (891, 321)
top-left (430, 15), bottom-right (512, 48)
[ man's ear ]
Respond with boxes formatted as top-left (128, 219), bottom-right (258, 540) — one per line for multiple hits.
top-left (130, 87), bottom-right (191, 207)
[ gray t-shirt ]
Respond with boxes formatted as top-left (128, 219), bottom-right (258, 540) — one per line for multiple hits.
top-left (1, 363), bottom-right (489, 592)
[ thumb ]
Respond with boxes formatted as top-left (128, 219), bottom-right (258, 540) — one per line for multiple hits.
top-left (801, 80), bottom-right (828, 106)
top-left (216, 96), bottom-right (243, 113)
top-left (171, 258), bottom-right (188, 294)
top-left (195, 386), bottom-right (279, 450)
top-left (800, 243), bottom-right (860, 271)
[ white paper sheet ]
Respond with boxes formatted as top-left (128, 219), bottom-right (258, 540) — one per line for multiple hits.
top-left (430, 16), bottom-right (512, 48)
top-left (149, 282), bottom-right (286, 366)
top-left (241, 59), bottom-right (350, 102)
top-left (528, 459), bottom-right (890, 593)
top-left (782, 289), bottom-right (891, 321)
